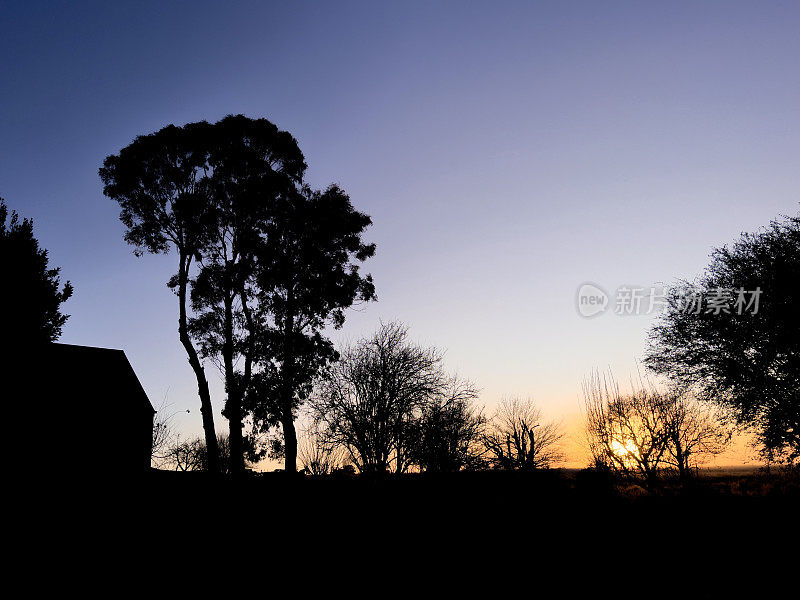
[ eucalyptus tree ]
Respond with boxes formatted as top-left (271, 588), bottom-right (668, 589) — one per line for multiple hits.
top-left (100, 122), bottom-right (222, 472)
top-left (247, 183), bottom-right (376, 474)
top-left (188, 115), bottom-right (306, 474)
top-left (103, 116), bottom-right (375, 475)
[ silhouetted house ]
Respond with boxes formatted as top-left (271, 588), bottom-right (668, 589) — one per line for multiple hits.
top-left (37, 343), bottom-right (155, 475)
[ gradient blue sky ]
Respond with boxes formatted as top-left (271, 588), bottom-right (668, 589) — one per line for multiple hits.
top-left (2, 1), bottom-right (798, 464)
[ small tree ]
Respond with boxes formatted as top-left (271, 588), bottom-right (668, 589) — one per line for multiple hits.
top-left (661, 391), bottom-right (731, 480)
top-left (165, 436), bottom-right (207, 472)
top-left (297, 420), bottom-right (346, 475)
top-left (163, 433), bottom-right (251, 473)
top-left (408, 380), bottom-right (485, 472)
top-left (584, 378), bottom-right (669, 486)
top-left (151, 403), bottom-right (176, 469)
top-left (150, 401), bottom-right (192, 469)
top-left (1, 198), bottom-right (72, 344)
top-left (584, 372), bottom-right (731, 485)
top-left (482, 397), bottom-right (564, 470)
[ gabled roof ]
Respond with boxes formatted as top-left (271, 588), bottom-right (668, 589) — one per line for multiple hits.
top-left (44, 343), bottom-right (155, 415)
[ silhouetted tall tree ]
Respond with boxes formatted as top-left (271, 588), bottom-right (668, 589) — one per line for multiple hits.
top-left (645, 212), bottom-right (800, 463)
top-left (247, 184), bottom-right (376, 474)
top-left (102, 116), bottom-right (374, 474)
top-left (1, 198), bottom-right (72, 344)
top-left (100, 123), bottom-right (221, 473)
top-left (188, 115), bottom-right (306, 474)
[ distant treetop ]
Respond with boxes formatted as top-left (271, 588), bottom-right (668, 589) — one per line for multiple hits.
top-left (0, 197), bottom-right (73, 344)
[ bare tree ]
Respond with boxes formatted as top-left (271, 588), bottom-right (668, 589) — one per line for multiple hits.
top-left (408, 378), bottom-right (485, 472)
top-left (661, 390), bottom-right (732, 480)
top-left (584, 372), bottom-right (731, 485)
top-left (310, 321), bottom-right (461, 474)
top-left (151, 410), bottom-right (174, 470)
top-left (297, 420), bottom-right (347, 475)
top-left (163, 434), bottom-right (232, 473)
top-left (165, 436), bottom-right (206, 472)
top-left (584, 373), bottom-right (669, 486)
top-left (150, 399), bottom-right (190, 469)
top-left (482, 397), bottom-right (564, 470)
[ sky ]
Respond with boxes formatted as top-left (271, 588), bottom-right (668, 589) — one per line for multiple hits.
top-left (2, 1), bottom-right (798, 466)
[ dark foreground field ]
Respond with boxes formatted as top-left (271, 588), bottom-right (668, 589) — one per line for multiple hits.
top-left (135, 465), bottom-right (800, 501)
top-left (27, 467), bottom-right (798, 568)
top-left (74, 466), bottom-right (800, 506)
top-left (69, 467), bottom-right (800, 531)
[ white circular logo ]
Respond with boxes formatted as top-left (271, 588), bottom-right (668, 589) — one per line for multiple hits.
top-left (576, 283), bottom-right (609, 318)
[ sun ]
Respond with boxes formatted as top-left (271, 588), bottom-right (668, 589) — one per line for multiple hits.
top-left (611, 439), bottom-right (640, 464)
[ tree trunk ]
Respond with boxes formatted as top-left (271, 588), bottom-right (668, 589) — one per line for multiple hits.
top-left (280, 341), bottom-right (298, 473)
top-left (177, 254), bottom-right (219, 473)
top-left (223, 290), bottom-right (245, 475)
top-left (675, 438), bottom-right (687, 482)
top-left (227, 390), bottom-right (244, 475)
top-left (281, 303), bottom-right (297, 474)
top-left (283, 411), bottom-right (297, 474)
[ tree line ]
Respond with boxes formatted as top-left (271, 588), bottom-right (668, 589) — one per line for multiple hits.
top-left (4, 111), bottom-right (797, 478)
top-left (153, 321), bottom-right (567, 475)
top-left (120, 138), bottom-right (793, 479)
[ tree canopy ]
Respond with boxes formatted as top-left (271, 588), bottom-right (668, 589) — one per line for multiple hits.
top-left (246, 183), bottom-right (377, 473)
top-left (645, 212), bottom-right (800, 463)
top-left (102, 115), bottom-right (375, 474)
top-left (187, 115), bottom-right (308, 473)
top-left (309, 322), bottom-right (476, 474)
top-left (0, 197), bottom-right (72, 344)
